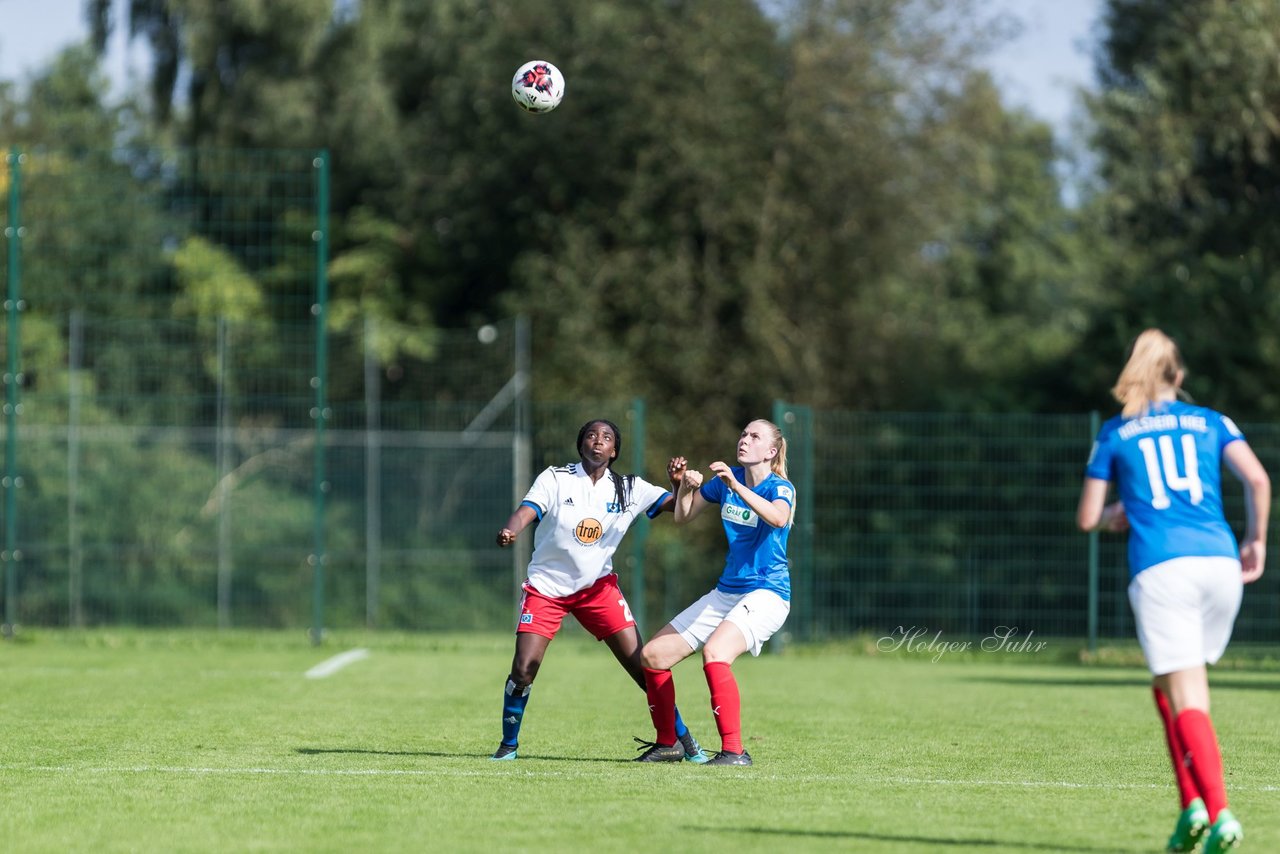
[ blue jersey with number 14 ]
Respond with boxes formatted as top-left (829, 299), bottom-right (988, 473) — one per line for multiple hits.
top-left (1085, 400), bottom-right (1243, 578)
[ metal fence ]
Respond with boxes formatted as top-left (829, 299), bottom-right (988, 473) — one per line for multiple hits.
top-left (774, 405), bottom-right (1280, 645)
top-left (2, 147), bottom-right (1277, 645)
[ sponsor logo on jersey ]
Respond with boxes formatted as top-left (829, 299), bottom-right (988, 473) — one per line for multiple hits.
top-left (776, 485), bottom-right (794, 502)
top-left (574, 518), bottom-right (604, 544)
top-left (721, 503), bottom-right (757, 527)
top-left (563, 497), bottom-right (574, 505)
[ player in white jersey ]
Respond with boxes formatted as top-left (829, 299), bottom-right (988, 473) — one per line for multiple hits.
top-left (489, 419), bottom-right (708, 763)
top-left (637, 419), bottom-right (795, 767)
top-left (1076, 329), bottom-right (1269, 853)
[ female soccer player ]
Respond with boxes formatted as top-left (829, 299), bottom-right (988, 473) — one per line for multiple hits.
top-left (635, 419), bottom-right (796, 766)
top-left (1076, 329), bottom-right (1268, 853)
top-left (490, 419), bottom-right (707, 762)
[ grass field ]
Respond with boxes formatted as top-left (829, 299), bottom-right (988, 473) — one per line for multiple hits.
top-left (1, 630), bottom-right (1276, 853)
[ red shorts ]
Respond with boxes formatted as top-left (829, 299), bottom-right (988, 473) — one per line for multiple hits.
top-left (517, 573), bottom-right (635, 640)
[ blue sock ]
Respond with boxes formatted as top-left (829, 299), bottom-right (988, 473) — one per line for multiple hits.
top-left (501, 678), bottom-right (531, 746)
top-left (673, 707), bottom-right (689, 740)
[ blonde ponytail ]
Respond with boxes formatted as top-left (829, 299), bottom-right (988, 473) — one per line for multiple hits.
top-left (1111, 329), bottom-right (1184, 417)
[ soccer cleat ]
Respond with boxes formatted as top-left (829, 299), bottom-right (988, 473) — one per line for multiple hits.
top-left (1166, 799), bottom-right (1209, 853)
top-left (490, 742), bottom-right (518, 761)
top-left (705, 749), bottom-right (752, 766)
top-left (633, 737), bottom-right (684, 763)
top-left (678, 730), bottom-right (710, 764)
top-left (1202, 809), bottom-right (1242, 854)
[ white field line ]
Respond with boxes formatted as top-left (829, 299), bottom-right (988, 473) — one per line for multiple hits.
top-left (304, 648), bottom-right (370, 679)
top-left (0, 765), bottom-right (1276, 792)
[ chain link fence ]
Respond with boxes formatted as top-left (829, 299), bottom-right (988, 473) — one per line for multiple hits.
top-left (3, 147), bottom-right (1277, 646)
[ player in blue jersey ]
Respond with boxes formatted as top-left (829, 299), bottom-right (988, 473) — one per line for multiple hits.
top-left (489, 419), bottom-right (708, 763)
top-left (1076, 329), bottom-right (1269, 854)
top-left (634, 419), bottom-right (796, 766)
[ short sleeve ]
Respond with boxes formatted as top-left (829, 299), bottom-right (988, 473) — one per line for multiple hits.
top-left (1219, 414), bottom-right (1245, 450)
top-left (630, 476), bottom-right (672, 518)
top-left (1084, 426), bottom-right (1114, 482)
top-left (521, 467), bottom-right (559, 518)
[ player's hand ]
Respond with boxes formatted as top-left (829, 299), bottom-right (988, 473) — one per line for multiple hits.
top-left (667, 456), bottom-right (688, 487)
top-left (682, 468), bottom-right (704, 491)
top-left (1240, 539), bottom-right (1266, 583)
top-left (708, 461), bottom-right (737, 488)
top-left (1099, 501), bottom-right (1129, 533)
top-left (496, 528), bottom-right (517, 547)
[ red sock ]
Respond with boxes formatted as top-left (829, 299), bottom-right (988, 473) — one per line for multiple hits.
top-left (1174, 709), bottom-right (1228, 822)
top-left (703, 661), bottom-right (743, 754)
top-left (643, 667), bottom-right (678, 746)
top-left (1152, 687), bottom-right (1200, 809)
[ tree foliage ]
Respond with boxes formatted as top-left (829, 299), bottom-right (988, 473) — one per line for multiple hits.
top-left (1083, 0), bottom-right (1280, 417)
top-left (4, 0), bottom-right (1277, 628)
top-left (66, 0), bottom-right (1104, 446)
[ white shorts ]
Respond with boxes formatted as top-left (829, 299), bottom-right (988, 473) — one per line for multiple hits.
top-left (670, 588), bottom-right (790, 657)
top-left (1128, 556), bottom-right (1243, 676)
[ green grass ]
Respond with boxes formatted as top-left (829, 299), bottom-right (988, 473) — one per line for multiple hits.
top-left (1, 630), bottom-right (1277, 853)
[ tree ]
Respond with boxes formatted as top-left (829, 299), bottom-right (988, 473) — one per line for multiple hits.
top-left (80, 0), bottom-right (1094, 426)
top-left (1082, 0), bottom-right (1280, 417)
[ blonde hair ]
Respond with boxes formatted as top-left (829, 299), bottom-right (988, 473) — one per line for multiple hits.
top-left (752, 419), bottom-right (794, 524)
top-left (746, 419), bottom-right (787, 478)
top-left (1111, 329), bottom-right (1185, 417)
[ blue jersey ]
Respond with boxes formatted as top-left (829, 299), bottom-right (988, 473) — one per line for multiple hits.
top-left (699, 468), bottom-right (794, 600)
top-left (1085, 401), bottom-right (1244, 577)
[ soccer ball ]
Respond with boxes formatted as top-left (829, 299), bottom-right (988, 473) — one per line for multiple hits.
top-left (511, 60), bottom-right (565, 114)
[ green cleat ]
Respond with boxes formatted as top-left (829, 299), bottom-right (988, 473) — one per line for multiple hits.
top-left (678, 731), bottom-right (710, 764)
top-left (1202, 809), bottom-right (1242, 854)
top-left (490, 743), bottom-right (518, 761)
top-left (1166, 799), bottom-right (1209, 852)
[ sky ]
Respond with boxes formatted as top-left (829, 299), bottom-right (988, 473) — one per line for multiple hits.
top-left (0, 0), bottom-right (142, 95)
top-left (981, 0), bottom-right (1104, 137)
top-left (0, 0), bottom-right (1104, 137)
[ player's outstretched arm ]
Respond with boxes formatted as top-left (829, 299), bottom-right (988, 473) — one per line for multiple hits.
top-left (654, 457), bottom-right (688, 514)
top-left (497, 505), bottom-right (539, 547)
top-left (674, 469), bottom-right (707, 524)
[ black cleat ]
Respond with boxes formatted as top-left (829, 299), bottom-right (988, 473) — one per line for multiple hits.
top-left (705, 749), bottom-right (752, 766)
top-left (490, 742), bottom-right (518, 761)
top-left (633, 737), bottom-right (685, 763)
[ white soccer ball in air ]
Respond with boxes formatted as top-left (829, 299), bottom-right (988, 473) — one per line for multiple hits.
top-left (511, 60), bottom-right (565, 114)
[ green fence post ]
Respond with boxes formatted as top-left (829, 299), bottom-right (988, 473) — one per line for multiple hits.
top-left (774, 400), bottom-right (813, 642)
top-left (310, 150), bottom-right (331, 645)
top-left (3, 148), bottom-right (23, 638)
top-left (629, 397), bottom-right (647, 634)
top-left (1087, 410), bottom-right (1099, 654)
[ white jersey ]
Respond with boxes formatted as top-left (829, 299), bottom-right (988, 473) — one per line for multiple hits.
top-left (521, 463), bottom-right (671, 598)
